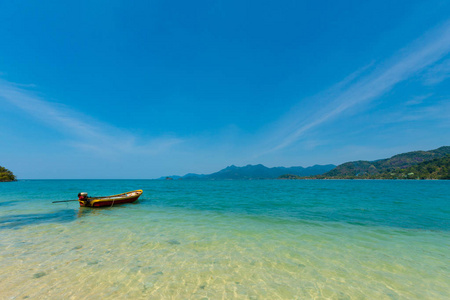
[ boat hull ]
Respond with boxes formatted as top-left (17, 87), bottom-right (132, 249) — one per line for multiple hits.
top-left (79, 190), bottom-right (143, 207)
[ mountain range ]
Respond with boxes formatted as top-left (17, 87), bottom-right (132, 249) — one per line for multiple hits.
top-left (279, 146), bottom-right (450, 179)
top-left (162, 146), bottom-right (450, 180)
top-left (322, 146), bottom-right (450, 178)
top-left (160, 164), bottom-right (336, 180)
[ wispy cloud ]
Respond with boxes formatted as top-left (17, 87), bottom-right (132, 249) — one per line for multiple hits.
top-left (0, 79), bottom-right (183, 157)
top-left (422, 57), bottom-right (450, 85)
top-left (267, 20), bottom-right (450, 152)
top-left (387, 98), bottom-right (450, 123)
top-left (405, 94), bottom-right (433, 106)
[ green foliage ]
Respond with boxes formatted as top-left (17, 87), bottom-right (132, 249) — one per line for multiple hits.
top-left (321, 146), bottom-right (450, 179)
top-left (382, 155), bottom-right (450, 180)
top-left (0, 165), bottom-right (16, 182)
top-left (278, 174), bottom-right (302, 179)
top-left (278, 146), bottom-right (450, 180)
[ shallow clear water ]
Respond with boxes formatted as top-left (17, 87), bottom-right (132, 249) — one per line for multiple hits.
top-left (0, 180), bottom-right (449, 299)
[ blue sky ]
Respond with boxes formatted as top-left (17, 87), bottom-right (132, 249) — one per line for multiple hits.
top-left (1, 0), bottom-right (450, 179)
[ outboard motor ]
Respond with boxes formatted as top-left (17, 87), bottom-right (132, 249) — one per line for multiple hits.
top-left (78, 192), bottom-right (88, 201)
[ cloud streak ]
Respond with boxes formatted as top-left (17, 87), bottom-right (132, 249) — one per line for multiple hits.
top-left (0, 80), bottom-right (183, 157)
top-left (268, 19), bottom-right (450, 152)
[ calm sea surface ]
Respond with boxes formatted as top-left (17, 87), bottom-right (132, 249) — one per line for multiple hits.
top-left (0, 180), bottom-right (449, 299)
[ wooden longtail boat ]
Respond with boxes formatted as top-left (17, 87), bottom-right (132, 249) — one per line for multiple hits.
top-left (79, 190), bottom-right (143, 207)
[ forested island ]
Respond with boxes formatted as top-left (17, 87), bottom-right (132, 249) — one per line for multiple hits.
top-left (0, 166), bottom-right (16, 182)
top-left (279, 146), bottom-right (450, 180)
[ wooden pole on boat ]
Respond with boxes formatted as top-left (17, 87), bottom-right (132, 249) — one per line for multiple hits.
top-left (52, 200), bottom-right (79, 203)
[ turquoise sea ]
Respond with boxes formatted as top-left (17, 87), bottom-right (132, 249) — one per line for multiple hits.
top-left (0, 180), bottom-right (449, 299)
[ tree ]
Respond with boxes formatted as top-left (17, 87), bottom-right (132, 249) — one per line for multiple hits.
top-left (0, 166), bottom-right (16, 182)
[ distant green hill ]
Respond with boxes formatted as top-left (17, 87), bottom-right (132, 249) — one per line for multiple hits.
top-left (278, 146), bottom-right (450, 180)
top-left (0, 165), bottom-right (16, 182)
top-left (376, 155), bottom-right (450, 179)
top-left (322, 146), bottom-right (450, 178)
top-left (160, 164), bottom-right (336, 180)
top-left (201, 164), bottom-right (335, 180)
